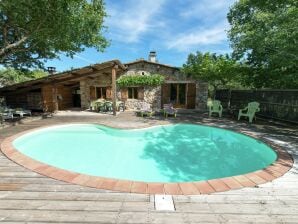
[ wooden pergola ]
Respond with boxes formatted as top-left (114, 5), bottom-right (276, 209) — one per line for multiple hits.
top-left (0, 60), bottom-right (126, 115)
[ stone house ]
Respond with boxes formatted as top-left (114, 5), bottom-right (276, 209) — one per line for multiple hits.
top-left (0, 52), bottom-right (208, 113)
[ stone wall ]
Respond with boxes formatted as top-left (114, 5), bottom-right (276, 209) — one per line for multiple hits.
top-left (196, 82), bottom-right (208, 111)
top-left (80, 74), bottom-right (112, 109)
top-left (122, 62), bottom-right (188, 110)
top-left (125, 62), bottom-right (187, 81)
top-left (121, 86), bottom-right (161, 110)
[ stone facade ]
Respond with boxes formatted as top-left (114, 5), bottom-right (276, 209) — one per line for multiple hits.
top-left (196, 82), bottom-right (208, 111)
top-left (124, 60), bottom-right (186, 81)
top-left (121, 86), bottom-right (162, 110)
top-left (79, 60), bottom-right (208, 111)
top-left (80, 74), bottom-right (112, 109)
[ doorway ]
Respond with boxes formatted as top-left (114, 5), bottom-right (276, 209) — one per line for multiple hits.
top-left (162, 83), bottom-right (196, 109)
top-left (170, 83), bottom-right (186, 108)
top-left (72, 88), bottom-right (81, 107)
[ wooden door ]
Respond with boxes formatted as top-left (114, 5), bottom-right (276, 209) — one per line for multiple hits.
top-left (90, 86), bottom-right (96, 101)
top-left (186, 83), bottom-right (196, 109)
top-left (161, 84), bottom-right (170, 107)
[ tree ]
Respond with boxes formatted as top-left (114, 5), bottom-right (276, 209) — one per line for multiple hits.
top-left (227, 0), bottom-right (298, 88)
top-left (0, 68), bottom-right (47, 87)
top-left (0, 0), bottom-right (108, 69)
top-left (183, 52), bottom-right (242, 94)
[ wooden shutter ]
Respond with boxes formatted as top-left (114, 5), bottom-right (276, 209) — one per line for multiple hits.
top-left (121, 88), bottom-right (128, 101)
top-left (161, 84), bottom-right (170, 107)
top-left (186, 83), bottom-right (196, 109)
top-left (106, 86), bottom-right (112, 100)
top-left (137, 87), bottom-right (144, 100)
top-left (90, 86), bottom-right (96, 101)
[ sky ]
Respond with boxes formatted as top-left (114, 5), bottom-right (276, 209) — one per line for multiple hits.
top-left (45, 0), bottom-right (237, 72)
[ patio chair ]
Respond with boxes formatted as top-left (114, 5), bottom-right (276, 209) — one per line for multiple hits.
top-left (162, 103), bottom-right (177, 118)
top-left (0, 107), bottom-right (14, 120)
top-left (90, 100), bottom-right (98, 111)
top-left (95, 101), bottom-right (106, 112)
top-left (238, 101), bottom-right (260, 123)
top-left (116, 101), bottom-right (125, 112)
top-left (136, 102), bottom-right (154, 117)
top-left (208, 100), bottom-right (223, 118)
top-left (104, 101), bottom-right (113, 112)
top-left (0, 113), bottom-right (3, 125)
top-left (13, 108), bottom-right (32, 117)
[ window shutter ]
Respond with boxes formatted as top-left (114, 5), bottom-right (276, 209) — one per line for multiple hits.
top-left (121, 88), bottom-right (128, 101)
top-left (90, 86), bottom-right (96, 100)
top-left (161, 84), bottom-right (170, 106)
top-left (137, 87), bottom-right (144, 100)
top-left (186, 83), bottom-right (196, 109)
top-left (106, 86), bottom-right (112, 100)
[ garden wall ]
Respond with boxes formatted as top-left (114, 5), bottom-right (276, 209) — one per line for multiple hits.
top-left (215, 89), bottom-right (298, 123)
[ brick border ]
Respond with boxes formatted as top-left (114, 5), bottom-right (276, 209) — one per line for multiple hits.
top-left (0, 124), bottom-right (293, 195)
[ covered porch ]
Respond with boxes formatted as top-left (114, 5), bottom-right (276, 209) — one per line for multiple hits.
top-left (0, 60), bottom-right (126, 115)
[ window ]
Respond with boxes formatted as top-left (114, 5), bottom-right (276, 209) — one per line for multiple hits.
top-left (128, 87), bottom-right (138, 99)
top-left (96, 87), bottom-right (106, 99)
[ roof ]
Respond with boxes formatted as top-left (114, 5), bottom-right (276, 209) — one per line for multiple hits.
top-left (0, 60), bottom-right (126, 93)
top-left (0, 59), bottom-right (183, 93)
top-left (124, 59), bottom-right (180, 70)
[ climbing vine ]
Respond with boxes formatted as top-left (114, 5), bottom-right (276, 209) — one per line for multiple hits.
top-left (117, 74), bottom-right (165, 87)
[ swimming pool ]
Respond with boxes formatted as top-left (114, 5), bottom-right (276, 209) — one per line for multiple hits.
top-left (12, 124), bottom-right (277, 183)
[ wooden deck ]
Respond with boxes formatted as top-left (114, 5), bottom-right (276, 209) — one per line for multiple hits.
top-left (0, 111), bottom-right (297, 223)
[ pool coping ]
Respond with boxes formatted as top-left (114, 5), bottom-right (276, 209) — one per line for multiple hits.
top-left (0, 123), bottom-right (294, 195)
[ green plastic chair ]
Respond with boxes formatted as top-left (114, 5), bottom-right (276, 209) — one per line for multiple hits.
top-left (238, 101), bottom-right (260, 123)
top-left (96, 101), bottom-right (106, 112)
top-left (208, 100), bottom-right (223, 117)
top-left (104, 101), bottom-right (113, 112)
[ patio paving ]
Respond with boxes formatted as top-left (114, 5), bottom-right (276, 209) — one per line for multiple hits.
top-left (0, 111), bottom-right (297, 223)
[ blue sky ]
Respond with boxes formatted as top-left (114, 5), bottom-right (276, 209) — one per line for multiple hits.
top-left (45, 0), bottom-right (237, 72)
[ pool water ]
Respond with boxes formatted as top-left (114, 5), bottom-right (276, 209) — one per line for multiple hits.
top-left (13, 124), bottom-right (277, 183)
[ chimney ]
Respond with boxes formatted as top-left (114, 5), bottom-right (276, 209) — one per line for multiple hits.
top-left (47, 67), bottom-right (56, 75)
top-left (148, 51), bottom-right (157, 63)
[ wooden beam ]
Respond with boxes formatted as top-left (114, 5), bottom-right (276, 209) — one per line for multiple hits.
top-left (0, 63), bottom-right (116, 93)
top-left (111, 65), bottom-right (118, 116)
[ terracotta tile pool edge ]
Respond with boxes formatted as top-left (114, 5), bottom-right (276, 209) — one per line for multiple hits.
top-left (0, 124), bottom-right (294, 195)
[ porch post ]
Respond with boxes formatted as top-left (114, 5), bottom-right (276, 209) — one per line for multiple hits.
top-left (111, 65), bottom-right (118, 116)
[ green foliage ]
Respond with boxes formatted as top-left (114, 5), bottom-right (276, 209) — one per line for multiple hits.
top-left (117, 74), bottom-right (165, 87)
top-left (183, 52), bottom-right (243, 93)
top-left (0, 68), bottom-right (47, 86)
top-left (0, 0), bottom-right (108, 69)
top-left (227, 0), bottom-right (298, 88)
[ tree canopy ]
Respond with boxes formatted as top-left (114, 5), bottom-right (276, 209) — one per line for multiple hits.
top-left (227, 0), bottom-right (298, 88)
top-left (0, 0), bottom-right (108, 69)
top-left (0, 67), bottom-right (47, 87)
top-left (183, 52), bottom-right (242, 92)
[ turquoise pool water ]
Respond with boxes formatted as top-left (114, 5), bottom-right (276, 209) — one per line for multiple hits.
top-left (13, 124), bottom-right (277, 183)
